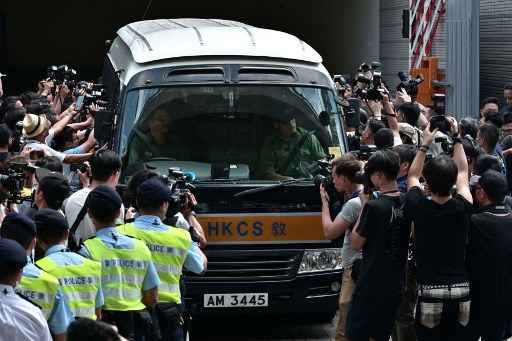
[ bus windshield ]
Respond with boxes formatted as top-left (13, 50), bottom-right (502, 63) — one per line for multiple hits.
top-left (120, 85), bottom-right (344, 181)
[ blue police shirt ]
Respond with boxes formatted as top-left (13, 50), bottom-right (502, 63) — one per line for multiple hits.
top-left (45, 244), bottom-right (105, 309)
top-left (79, 227), bottom-right (160, 290)
top-left (22, 261), bottom-right (74, 334)
top-left (133, 215), bottom-right (205, 274)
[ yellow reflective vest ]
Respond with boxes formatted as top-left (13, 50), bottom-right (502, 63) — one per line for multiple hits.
top-left (83, 236), bottom-right (152, 311)
top-left (118, 222), bottom-right (191, 304)
top-left (17, 267), bottom-right (59, 319)
top-left (36, 254), bottom-right (101, 320)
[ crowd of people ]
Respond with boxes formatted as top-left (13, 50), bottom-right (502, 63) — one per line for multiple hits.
top-left (1, 63), bottom-right (512, 341)
top-left (0, 76), bottom-right (208, 341)
top-left (322, 79), bottom-right (512, 341)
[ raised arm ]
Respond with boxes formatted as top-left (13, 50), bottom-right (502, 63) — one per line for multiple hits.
top-left (408, 125), bottom-right (437, 190)
top-left (51, 105), bottom-right (77, 136)
top-left (383, 95), bottom-right (400, 139)
top-left (453, 139), bottom-right (472, 203)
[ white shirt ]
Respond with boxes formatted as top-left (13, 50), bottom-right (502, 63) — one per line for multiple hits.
top-left (65, 187), bottom-right (125, 243)
top-left (24, 138), bottom-right (66, 162)
top-left (0, 284), bottom-right (52, 341)
top-left (174, 212), bottom-right (190, 230)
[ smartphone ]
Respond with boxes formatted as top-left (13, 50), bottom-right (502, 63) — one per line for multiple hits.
top-left (75, 95), bottom-right (85, 111)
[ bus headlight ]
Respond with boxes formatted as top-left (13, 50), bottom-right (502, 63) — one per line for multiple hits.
top-left (298, 248), bottom-right (343, 274)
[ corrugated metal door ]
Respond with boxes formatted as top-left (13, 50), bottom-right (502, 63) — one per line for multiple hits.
top-left (480, 0), bottom-right (512, 101)
top-left (380, 0), bottom-right (409, 91)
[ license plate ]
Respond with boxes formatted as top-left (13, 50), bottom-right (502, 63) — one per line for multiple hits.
top-left (204, 293), bottom-right (268, 308)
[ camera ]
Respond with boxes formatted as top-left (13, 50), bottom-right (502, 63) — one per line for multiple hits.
top-left (47, 65), bottom-right (78, 88)
top-left (0, 162), bottom-right (32, 204)
top-left (69, 163), bottom-right (89, 174)
top-left (429, 115), bottom-right (451, 135)
top-left (355, 61), bottom-right (388, 101)
top-left (162, 167), bottom-right (204, 243)
top-left (397, 71), bottom-right (424, 99)
top-left (352, 144), bottom-right (378, 161)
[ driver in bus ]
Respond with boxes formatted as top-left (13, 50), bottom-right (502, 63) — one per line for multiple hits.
top-left (258, 117), bottom-right (325, 180)
top-left (129, 108), bottom-right (192, 163)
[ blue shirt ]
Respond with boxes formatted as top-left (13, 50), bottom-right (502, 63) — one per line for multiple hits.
top-left (63, 146), bottom-right (83, 155)
top-left (79, 227), bottom-right (160, 291)
top-left (133, 215), bottom-right (205, 274)
top-left (45, 244), bottom-right (104, 309)
top-left (21, 261), bottom-right (74, 334)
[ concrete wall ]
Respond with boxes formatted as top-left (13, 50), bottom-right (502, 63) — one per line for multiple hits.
top-left (0, 0), bottom-right (379, 93)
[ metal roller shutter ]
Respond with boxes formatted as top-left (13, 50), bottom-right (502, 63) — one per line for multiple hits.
top-left (380, 0), bottom-right (409, 91)
top-left (480, 0), bottom-right (512, 101)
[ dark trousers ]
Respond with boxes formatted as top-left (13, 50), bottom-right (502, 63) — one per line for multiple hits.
top-left (469, 300), bottom-right (511, 341)
top-left (153, 302), bottom-right (184, 341)
top-left (391, 263), bottom-right (417, 341)
top-left (102, 310), bottom-right (156, 341)
top-left (415, 297), bottom-right (470, 341)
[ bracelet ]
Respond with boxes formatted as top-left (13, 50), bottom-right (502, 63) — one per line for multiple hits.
top-left (420, 145), bottom-right (430, 150)
top-left (419, 146), bottom-right (428, 153)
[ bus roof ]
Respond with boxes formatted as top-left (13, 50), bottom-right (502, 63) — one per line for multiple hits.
top-left (116, 18), bottom-right (323, 64)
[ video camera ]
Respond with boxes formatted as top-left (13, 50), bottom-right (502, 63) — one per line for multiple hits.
top-left (73, 81), bottom-right (108, 112)
top-left (0, 162), bottom-right (32, 204)
top-left (355, 62), bottom-right (388, 101)
top-left (47, 65), bottom-right (78, 88)
top-left (397, 71), bottom-right (424, 99)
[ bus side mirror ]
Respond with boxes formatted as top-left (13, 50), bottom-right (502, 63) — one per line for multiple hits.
top-left (319, 111), bottom-right (331, 126)
top-left (94, 110), bottom-right (114, 146)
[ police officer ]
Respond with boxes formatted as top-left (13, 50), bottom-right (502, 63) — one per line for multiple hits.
top-left (0, 238), bottom-right (52, 341)
top-left (0, 213), bottom-right (73, 340)
top-left (118, 178), bottom-right (207, 340)
top-left (258, 117), bottom-right (326, 180)
top-left (35, 208), bottom-right (103, 320)
top-left (79, 185), bottom-right (160, 341)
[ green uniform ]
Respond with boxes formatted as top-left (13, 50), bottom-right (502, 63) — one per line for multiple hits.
top-left (258, 127), bottom-right (325, 180)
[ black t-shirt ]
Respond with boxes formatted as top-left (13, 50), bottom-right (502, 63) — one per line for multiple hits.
top-left (405, 187), bottom-right (473, 285)
top-left (469, 205), bottom-right (512, 308)
top-left (355, 194), bottom-right (410, 295)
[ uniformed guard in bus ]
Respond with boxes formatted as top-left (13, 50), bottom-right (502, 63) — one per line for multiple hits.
top-left (258, 117), bottom-right (325, 180)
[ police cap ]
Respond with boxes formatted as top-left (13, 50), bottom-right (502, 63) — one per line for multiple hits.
top-left (0, 238), bottom-right (28, 272)
top-left (87, 185), bottom-right (122, 209)
top-left (137, 178), bottom-right (172, 204)
top-left (34, 208), bottom-right (69, 233)
top-left (0, 213), bottom-right (36, 249)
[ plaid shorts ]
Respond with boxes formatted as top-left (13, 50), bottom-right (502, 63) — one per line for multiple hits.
top-left (416, 282), bottom-right (471, 329)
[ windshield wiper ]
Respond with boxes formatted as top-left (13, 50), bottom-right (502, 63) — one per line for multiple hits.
top-left (232, 178), bottom-right (309, 199)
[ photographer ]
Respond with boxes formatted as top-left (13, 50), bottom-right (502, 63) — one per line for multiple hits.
top-left (347, 149), bottom-right (410, 341)
top-left (480, 97), bottom-right (500, 120)
top-left (361, 118), bottom-right (386, 146)
top-left (118, 178), bottom-right (207, 340)
top-left (468, 170), bottom-right (512, 341)
top-left (319, 154), bottom-right (363, 341)
top-left (64, 151), bottom-right (124, 244)
top-left (124, 169), bottom-right (207, 248)
top-left (406, 124), bottom-right (473, 341)
top-left (29, 168), bottom-right (70, 218)
top-left (21, 113), bottom-right (93, 165)
top-left (477, 123), bottom-right (505, 175)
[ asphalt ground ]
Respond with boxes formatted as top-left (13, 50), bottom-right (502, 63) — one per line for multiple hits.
top-left (190, 314), bottom-right (336, 341)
